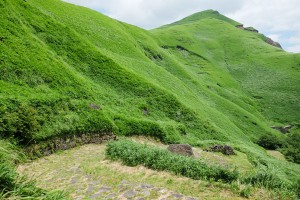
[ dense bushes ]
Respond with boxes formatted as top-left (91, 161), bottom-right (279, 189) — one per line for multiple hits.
top-left (105, 140), bottom-right (239, 182)
top-left (0, 104), bottom-right (40, 143)
top-left (257, 134), bottom-right (284, 150)
top-left (114, 116), bottom-right (183, 143)
top-left (257, 131), bottom-right (300, 164)
top-left (281, 132), bottom-right (300, 164)
top-left (0, 100), bottom-right (114, 143)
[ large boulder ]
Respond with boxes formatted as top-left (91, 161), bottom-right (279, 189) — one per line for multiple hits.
top-left (167, 144), bottom-right (194, 157)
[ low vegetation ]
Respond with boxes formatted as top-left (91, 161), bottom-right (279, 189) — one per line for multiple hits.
top-left (257, 130), bottom-right (300, 163)
top-left (0, 139), bottom-right (66, 199)
top-left (106, 140), bottom-right (300, 198)
top-left (106, 140), bottom-right (239, 182)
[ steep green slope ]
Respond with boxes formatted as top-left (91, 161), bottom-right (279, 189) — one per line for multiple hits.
top-left (1, 0), bottom-right (203, 144)
top-left (0, 0), bottom-right (300, 198)
top-left (152, 15), bottom-right (300, 124)
top-left (1, 0), bottom-right (264, 144)
top-left (27, 0), bottom-right (273, 144)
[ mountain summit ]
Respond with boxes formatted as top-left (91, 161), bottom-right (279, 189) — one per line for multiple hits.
top-left (165, 9), bottom-right (241, 27)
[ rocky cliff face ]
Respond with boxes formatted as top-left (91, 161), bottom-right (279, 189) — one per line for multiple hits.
top-left (235, 25), bottom-right (282, 49)
top-left (266, 37), bottom-right (282, 49)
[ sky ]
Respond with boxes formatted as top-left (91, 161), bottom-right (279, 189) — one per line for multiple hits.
top-left (64, 0), bottom-right (300, 53)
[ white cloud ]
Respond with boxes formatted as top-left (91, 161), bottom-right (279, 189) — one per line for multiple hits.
top-left (286, 44), bottom-right (300, 53)
top-left (63, 0), bottom-right (245, 28)
top-left (267, 34), bottom-right (280, 42)
top-left (286, 34), bottom-right (300, 44)
top-left (63, 0), bottom-right (300, 53)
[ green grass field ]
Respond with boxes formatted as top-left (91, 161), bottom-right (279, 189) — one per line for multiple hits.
top-left (0, 0), bottom-right (299, 198)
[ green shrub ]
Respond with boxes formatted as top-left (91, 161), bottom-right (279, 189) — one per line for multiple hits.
top-left (239, 185), bottom-right (252, 198)
top-left (280, 132), bottom-right (300, 164)
top-left (105, 140), bottom-right (239, 182)
top-left (114, 117), bottom-right (165, 139)
top-left (257, 134), bottom-right (284, 150)
top-left (0, 104), bottom-right (41, 143)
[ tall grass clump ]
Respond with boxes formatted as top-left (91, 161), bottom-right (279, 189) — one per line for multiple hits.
top-left (105, 140), bottom-right (238, 182)
top-left (0, 140), bottom-right (67, 199)
top-left (242, 165), bottom-right (300, 198)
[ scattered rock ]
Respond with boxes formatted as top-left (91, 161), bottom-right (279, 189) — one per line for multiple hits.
top-left (186, 197), bottom-right (198, 200)
top-left (86, 185), bottom-right (95, 193)
top-left (141, 183), bottom-right (154, 189)
top-left (105, 193), bottom-right (116, 199)
top-left (235, 24), bottom-right (244, 29)
top-left (141, 189), bottom-right (151, 196)
top-left (98, 187), bottom-right (111, 193)
top-left (123, 190), bottom-right (138, 198)
top-left (89, 193), bottom-right (102, 199)
top-left (89, 103), bottom-right (101, 110)
top-left (70, 176), bottom-right (79, 184)
top-left (158, 188), bottom-right (167, 193)
top-left (167, 144), bottom-right (194, 157)
top-left (271, 125), bottom-right (293, 133)
top-left (205, 145), bottom-right (236, 155)
top-left (172, 193), bottom-right (184, 198)
top-left (142, 108), bottom-right (149, 115)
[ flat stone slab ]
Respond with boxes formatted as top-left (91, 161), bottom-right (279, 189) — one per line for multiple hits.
top-left (123, 190), bottom-right (138, 198)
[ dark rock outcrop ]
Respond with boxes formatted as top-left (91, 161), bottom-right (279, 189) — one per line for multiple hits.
top-left (205, 145), bottom-right (235, 155)
top-left (235, 25), bottom-right (282, 49)
top-left (244, 27), bottom-right (259, 33)
top-left (167, 144), bottom-right (194, 157)
top-left (265, 37), bottom-right (282, 49)
top-left (271, 125), bottom-right (293, 133)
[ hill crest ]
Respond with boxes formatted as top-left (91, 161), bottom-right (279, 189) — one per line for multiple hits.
top-left (160, 9), bottom-right (241, 28)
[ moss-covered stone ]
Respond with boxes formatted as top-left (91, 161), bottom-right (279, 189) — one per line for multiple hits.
top-left (25, 132), bottom-right (116, 159)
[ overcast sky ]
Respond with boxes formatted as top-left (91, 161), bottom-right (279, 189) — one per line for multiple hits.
top-left (64, 0), bottom-right (300, 53)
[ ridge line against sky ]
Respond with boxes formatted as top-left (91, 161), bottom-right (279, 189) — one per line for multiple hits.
top-left (63, 0), bottom-right (300, 53)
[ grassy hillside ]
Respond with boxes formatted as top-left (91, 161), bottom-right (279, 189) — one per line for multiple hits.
top-left (0, 0), bottom-right (299, 198)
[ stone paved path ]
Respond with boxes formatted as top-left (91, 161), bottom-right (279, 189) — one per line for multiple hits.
top-left (67, 165), bottom-right (198, 200)
top-left (18, 144), bottom-right (200, 200)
